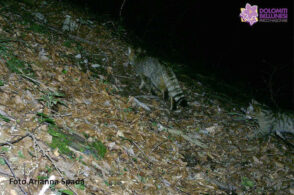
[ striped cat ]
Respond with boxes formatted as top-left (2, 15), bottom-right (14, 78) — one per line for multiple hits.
top-left (128, 47), bottom-right (187, 110)
top-left (247, 100), bottom-right (294, 137)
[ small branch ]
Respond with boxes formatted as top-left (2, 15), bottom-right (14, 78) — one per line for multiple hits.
top-left (27, 133), bottom-right (63, 177)
top-left (1, 156), bottom-right (27, 195)
top-left (151, 141), bottom-right (167, 152)
top-left (21, 74), bottom-right (41, 86)
top-left (46, 25), bottom-right (99, 46)
top-left (29, 133), bottom-right (78, 194)
top-left (204, 176), bottom-right (237, 194)
top-left (0, 168), bottom-right (13, 177)
top-left (0, 109), bottom-right (16, 122)
top-left (132, 97), bottom-right (151, 111)
top-left (157, 123), bottom-right (208, 148)
top-left (68, 34), bottom-right (98, 46)
top-left (0, 38), bottom-right (26, 44)
top-left (131, 140), bottom-right (152, 164)
top-left (21, 74), bottom-right (57, 93)
top-left (121, 137), bottom-right (153, 167)
top-left (0, 133), bottom-right (30, 146)
top-left (113, 74), bottom-right (132, 79)
top-left (119, 0), bottom-right (127, 17)
top-left (0, 124), bottom-right (41, 147)
top-left (135, 95), bottom-right (160, 100)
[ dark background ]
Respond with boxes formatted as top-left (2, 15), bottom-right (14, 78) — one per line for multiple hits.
top-left (67, 0), bottom-right (293, 110)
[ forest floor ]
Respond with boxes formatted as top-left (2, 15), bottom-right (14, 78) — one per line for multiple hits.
top-left (0, 0), bottom-right (293, 194)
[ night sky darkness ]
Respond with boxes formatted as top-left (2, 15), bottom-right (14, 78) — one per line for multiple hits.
top-left (71, 0), bottom-right (293, 109)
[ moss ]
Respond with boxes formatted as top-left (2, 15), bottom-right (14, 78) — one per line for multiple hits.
top-left (88, 140), bottom-right (107, 158)
top-left (20, 0), bottom-right (36, 6)
top-left (28, 23), bottom-right (48, 34)
top-left (6, 56), bottom-right (35, 77)
top-left (58, 189), bottom-right (74, 195)
top-left (37, 113), bottom-right (106, 159)
top-left (48, 125), bottom-right (74, 157)
top-left (0, 114), bottom-right (10, 122)
top-left (63, 40), bottom-right (74, 48)
top-left (0, 158), bottom-right (5, 165)
top-left (1, 147), bottom-right (9, 152)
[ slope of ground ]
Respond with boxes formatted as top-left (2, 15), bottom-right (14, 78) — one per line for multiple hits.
top-left (0, 1), bottom-right (293, 194)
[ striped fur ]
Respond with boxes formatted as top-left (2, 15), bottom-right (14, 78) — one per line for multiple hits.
top-left (247, 100), bottom-right (294, 137)
top-left (128, 47), bottom-right (187, 110)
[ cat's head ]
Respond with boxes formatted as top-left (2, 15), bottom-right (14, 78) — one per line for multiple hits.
top-left (127, 47), bottom-right (146, 65)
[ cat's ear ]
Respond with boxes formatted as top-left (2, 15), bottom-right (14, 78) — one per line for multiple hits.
top-left (136, 47), bottom-right (147, 55)
top-left (251, 99), bottom-right (260, 105)
top-left (136, 47), bottom-right (142, 54)
top-left (128, 47), bottom-right (132, 55)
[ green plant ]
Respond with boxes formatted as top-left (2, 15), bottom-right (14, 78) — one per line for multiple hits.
top-left (38, 91), bottom-right (66, 109)
top-left (1, 147), bottom-right (9, 152)
top-left (89, 140), bottom-right (107, 158)
top-left (48, 126), bottom-right (74, 157)
top-left (63, 40), bottom-right (74, 48)
top-left (58, 189), bottom-right (73, 195)
top-left (6, 56), bottom-right (34, 76)
top-left (104, 180), bottom-right (110, 186)
top-left (37, 176), bottom-right (49, 180)
top-left (241, 177), bottom-right (255, 189)
top-left (75, 183), bottom-right (85, 190)
top-left (18, 151), bottom-right (25, 158)
top-left (28, 23), bottom-right (47, 34)
top-left (37, 112), bottom-right (56, 125)
top-left (0, 114), bottom-right (10, 122)
top-left (0, 158), bottom-right (5, 165)
top-left (45, 165), bottom-right (53, 173)
top-left (0, 44), bottom-right (9, 57)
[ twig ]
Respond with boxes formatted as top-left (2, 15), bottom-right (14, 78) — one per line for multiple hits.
top-left (21, 74), bottom-right (41, 86)
top-left (28, 133), bottom-right (78, 195)
top-left (21, 74), bottom-right (57, 93)
top-left (135, 95), bottom-right (160, 100)
top-left (7, 131), bottom-right (78, 195)
top-left (29, 134), bottom-right (78, 194)
top-left (27, 133), bottom-right (63, 177)
top-left (69, 34), bottom-right (98, 46)
top-left (0, 38), bottom-right (26, 43)
top-left (113, 74), bottom-right (131, 79)
top-left (175, 186), bottom-right (190, 195)
top-left (0, 133), bottom-right (30, 146)
top-left (157, 123), bottom-right (208, 148)
top-left (46, 25), bottom-right (99, 46)
top-left (121, 137), bottom-right (152, 167)
top-left (204, 176), bottom-right (237, 194)
top-left (144, 103), bottom-right (168, 111)
top-left (0, 124), bottom-right (41, 147)
top-left (0, 110), bottom-right (16, 122)
top-left (132, 97), bottom-right (151, 111)
top-left (1, 156), bottom-right (27, 195)
top-left (119, 0), bottom-right (127, 17)
top-left (131, 140), bottom-right (152, 163)
top-left (151, 141), bottom-right (167, 152)
top-left (53, 112), bottom-right (72, 117)
top-left (0, 168), bottom-right (13, 177)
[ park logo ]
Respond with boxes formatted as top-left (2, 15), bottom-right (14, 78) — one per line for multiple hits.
top-left (240, 3), bottom-right (288, 26)
top-left (240, 3), bottom-right (258, 26)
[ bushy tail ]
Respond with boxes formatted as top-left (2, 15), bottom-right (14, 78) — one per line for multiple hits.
top-left (164, 68), bottom-right (186, 107)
